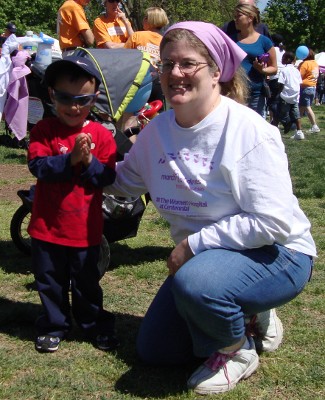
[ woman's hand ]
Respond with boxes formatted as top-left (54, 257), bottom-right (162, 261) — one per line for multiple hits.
top-left (253, 47), bottom-right (277, 76)
top-left (117, 10), bottom-right (128, 23)
top-left (253, 58), bottom-right (266, 74)
top-left (167, 238), bottom-right (194, 276)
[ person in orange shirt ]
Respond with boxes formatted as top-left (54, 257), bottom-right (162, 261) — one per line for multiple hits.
top-left (124, 7), bottom-right (169, 66)
top-left (298, 48), bottom-right (320, 133)
top-left (124, 7), bottom-right (169, 113)
top-left (57, 0), bottom-right (94, 54)
top-left (93, 0), bottom-right (133, 49)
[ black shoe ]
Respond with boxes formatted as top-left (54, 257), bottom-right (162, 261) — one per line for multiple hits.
top-left (283, 122), bottom-right (292, 134)
top-left (35, 335), bottom-right (60, 352)
top-left (95, 334), bottom-right (120, 351)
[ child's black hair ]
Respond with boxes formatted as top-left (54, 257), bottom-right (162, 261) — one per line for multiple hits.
top-left (46, 63), bottom-right (100, 91)
top-left (282, 51), bottom-right (295, 65)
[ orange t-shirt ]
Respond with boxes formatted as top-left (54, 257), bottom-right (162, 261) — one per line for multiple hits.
top-left (124, 30), bottom-right (162, 65)
top-left (93, 15), bottom-right (132, 48)
top-left (299, 60), bottom-right (319, 88)
top-left (57, 0), bottom-right (91, 50)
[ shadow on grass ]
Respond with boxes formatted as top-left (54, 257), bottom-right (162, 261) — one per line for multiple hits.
top-left (0, 298), bottom-right (193, 397)
top-left (0, 240), bottom-right (172, 276)
top-left (0, 297), bottom-right (41, 341)
top-left (114, 313), bottom-right (198, 398)
top-left (0, 240), bottom-right (32, 275)
top-left (109, 242), bottom-right (172, 269)
top-left (114, 363), bottom-right (193, 398)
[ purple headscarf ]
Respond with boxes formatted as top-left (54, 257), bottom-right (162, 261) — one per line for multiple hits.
top-left (164, 21), bottom-right (247, 82)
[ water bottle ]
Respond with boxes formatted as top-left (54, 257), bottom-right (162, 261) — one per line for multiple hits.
top-left (22, 31), bottom-right (38, 55)
top-left (35, 33), bottom-right (54, 68)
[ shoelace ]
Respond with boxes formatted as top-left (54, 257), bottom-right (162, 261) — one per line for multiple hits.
top-left (204, 351), bottom-right (238, 386)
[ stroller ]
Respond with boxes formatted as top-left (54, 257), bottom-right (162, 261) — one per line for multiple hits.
top-left (10, 48), bottom-right (163, 278)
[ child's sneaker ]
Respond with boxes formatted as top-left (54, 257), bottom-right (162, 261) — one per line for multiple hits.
top-left (35, 335), bottom-right (60, 352)
top-left (95, 334), bottom-right (120, 351)
top-left (308, 125), bottom-right (320, 133)
top-left (290, 130), bottom-right (305, 140)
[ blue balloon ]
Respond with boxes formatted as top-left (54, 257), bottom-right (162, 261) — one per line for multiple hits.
top-left (296, 45), bottom-right (309, 60)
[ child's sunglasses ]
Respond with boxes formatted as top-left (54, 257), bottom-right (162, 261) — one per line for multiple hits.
top-left (52, 89), bottom-right (97, 107)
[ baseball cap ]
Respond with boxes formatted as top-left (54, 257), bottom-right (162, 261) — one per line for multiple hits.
top-left (6, 22), bottom-right (17, 33)
top-left (44, 56), bottom-right (102, 87)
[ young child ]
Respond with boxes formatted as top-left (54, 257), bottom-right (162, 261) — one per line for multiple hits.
top-left (277, 51), bottom-right (304, 140)
top-left (315, 71), bottom-right (325, 106)
top-left (27, 56), bottom-right (119, 352)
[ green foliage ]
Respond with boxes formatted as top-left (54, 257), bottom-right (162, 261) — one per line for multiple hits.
top-left (263, 0), bottom-right (325, 51)
top-left (0, 0), bottom-right (62, 37)
top-left (113, 0), bottom-right (236, 31)
top-left (1, 0), bottom-right (323, 51)
top-left (0, 0), bottom-right (237, 39)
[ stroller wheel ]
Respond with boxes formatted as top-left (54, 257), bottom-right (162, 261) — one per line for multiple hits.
top-left (10, 205), bottom-right (32, 255)
top-left (98, 235), bottom-right (110, 279)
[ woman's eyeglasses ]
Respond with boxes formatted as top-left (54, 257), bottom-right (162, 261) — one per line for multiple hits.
top-left (52, 90), bottom-right (97, 107)
top-left (157, 60), bottom-right (209, 75)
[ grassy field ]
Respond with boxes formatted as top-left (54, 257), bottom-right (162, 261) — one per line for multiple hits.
top-left (0, 107), bottom-right (324, 400)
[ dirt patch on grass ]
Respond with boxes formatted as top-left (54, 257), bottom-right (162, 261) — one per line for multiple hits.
top-left (0, 164), bottom-right (35, 202)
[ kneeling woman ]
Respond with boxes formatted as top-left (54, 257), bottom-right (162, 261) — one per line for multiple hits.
top-left (105, 21), bottom-right (316, 395)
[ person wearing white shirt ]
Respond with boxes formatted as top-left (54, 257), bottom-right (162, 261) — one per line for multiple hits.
top-left (105, 21), bottom-right (316, 395)
top-left (278, 51), bottom-right (304, 140)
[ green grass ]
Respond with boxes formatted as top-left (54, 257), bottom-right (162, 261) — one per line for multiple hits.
top-left (0, 107), bottom-right (325, 399)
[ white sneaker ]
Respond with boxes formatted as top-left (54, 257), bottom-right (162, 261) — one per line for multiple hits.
top-left (247, 309), bottom-right (284, 352)
top-left (308, 125), bottom-right (320, 133)
top-left (187, 337), bottom-right (259, 394)
top-left (290, 130), bottom-right (305, 140)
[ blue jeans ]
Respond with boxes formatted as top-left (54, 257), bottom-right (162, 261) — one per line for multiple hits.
top-left (136, 244), bottom-right (312, 364)
top-left (299, 87), bottom-right (316, 107)
top-left (248, 91), bottom-right (266, 117)
top-left (279, 99), bottom-right (300, 125)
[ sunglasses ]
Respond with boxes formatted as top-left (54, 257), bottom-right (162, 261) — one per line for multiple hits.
top-left (106, 0), bottom-right (121, 3)
top-left (52, 89), bottom-right (97, 107)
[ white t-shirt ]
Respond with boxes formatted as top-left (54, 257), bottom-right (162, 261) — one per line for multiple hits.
top-left (106, 96), bottom-right (316, 257)
top-left (278, 64), bottom-right (302, 104)
top-left (269, 46), bottom-right (285, 80)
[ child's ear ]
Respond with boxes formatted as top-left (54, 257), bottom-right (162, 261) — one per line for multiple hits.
top-left (48, 87), bottom-right (55, 103)
top-left (92, 90), bottom-right (100, 103)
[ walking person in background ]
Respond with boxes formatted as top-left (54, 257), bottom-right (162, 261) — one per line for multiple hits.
top-left (277, 51), bottom-right (304, 140)
top-left (27, 57), bottom-right (119, 353)
top-left (315, 71), bottom-right (325, 106)
top-left (93, 0), bottom-right (133, 49)
top-left (221, 0), bottom-right (271, 39)
top-left (124, 7), bottom-right (169, 105)
top-left (57, 0), bottom-right (94, 54)
top-left (268, 33), bottom-right (285, 125)
top-left (124, 7), bottom-right (169, 67)
top-left (232, 3), bottom-right (277, 116)
top-left (298, 48), bottom-right (320, 133)
top-left (0, 22), bottom-right (17, 45)
top-left (105, 21), bottom-right (316, 395)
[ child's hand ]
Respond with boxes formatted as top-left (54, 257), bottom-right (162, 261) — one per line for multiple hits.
top-left (81, 133), bottom-right (93, 166)
top-left (71, 133), bottom-right (91, 166)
